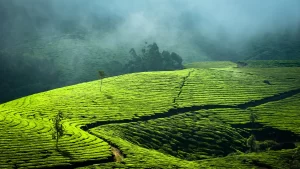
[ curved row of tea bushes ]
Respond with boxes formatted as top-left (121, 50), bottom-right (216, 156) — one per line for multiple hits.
top-left (0, 111), bottom-right (111, 168)
top-left (176, 67), bottom-right (300, 108)
top-left (98, 111), bottom-right (247, 161)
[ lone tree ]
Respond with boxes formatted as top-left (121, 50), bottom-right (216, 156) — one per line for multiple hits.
top-left (52, 111), bottom-right (64, 151)
top-left (98, 70), bottom-right (106, 92)
top-left (249, 111), bottom-right (258, 129)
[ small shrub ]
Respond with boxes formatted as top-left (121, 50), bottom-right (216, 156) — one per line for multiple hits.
top-left (247, 134), bottom-right (257, 152)
top-left (257, 140), bottom-right (279, 151)
top-left (104, 93), bottom-right (113, 99)
top-left (249, 111), bottom-right (258, 129)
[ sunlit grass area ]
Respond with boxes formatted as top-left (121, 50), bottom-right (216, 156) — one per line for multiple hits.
top-left (184, 61), bottom-right (237, 69)
top-left (1, 61), bottom-right (300, 168)
top-left (0, 111), bottom-right (111, 168)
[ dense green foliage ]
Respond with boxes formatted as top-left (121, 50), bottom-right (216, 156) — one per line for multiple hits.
top-left (125, 43), bottom-right (183, 72)
top-left (0, 61), bottom-right (300, 168)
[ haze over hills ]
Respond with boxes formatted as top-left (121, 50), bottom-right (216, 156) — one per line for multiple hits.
top-left (1, 0), bottom-right (300, 103)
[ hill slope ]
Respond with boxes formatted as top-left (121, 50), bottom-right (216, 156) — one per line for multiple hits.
top-left (1, 61), bottom-right (300, 168)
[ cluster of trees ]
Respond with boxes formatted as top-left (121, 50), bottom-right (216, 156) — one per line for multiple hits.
top-left (97, 42), bottom-right (184, 77)
top-left (124, 42), bottom-right (183, 73)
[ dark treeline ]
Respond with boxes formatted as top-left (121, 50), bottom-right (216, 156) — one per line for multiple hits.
top-left (125, 42), bottom-right (183, 73)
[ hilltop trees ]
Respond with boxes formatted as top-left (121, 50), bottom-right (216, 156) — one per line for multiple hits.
top-left (124, 42), bottom-right (184, 73)
top-left (97, 42), bottom-right (183, 77)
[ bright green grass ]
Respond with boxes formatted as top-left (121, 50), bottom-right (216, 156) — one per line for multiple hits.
top-left (176, 67), bottom-right (300, 107)
top-left (1, 70), bottom-right (190, 124)
top-left (251, 93), bottom-right (300, 134)
top-left (1, 61), bottom-right (300, 168)
top-left (191, 92), bottom-right (300, 132)
top-left (184, 61), bottom-right (237, 68)
top-left (0, 111), bottom-right (111, 168)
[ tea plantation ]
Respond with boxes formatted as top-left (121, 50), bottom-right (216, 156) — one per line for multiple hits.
top-left (1, 61), bottom-right (300, 168)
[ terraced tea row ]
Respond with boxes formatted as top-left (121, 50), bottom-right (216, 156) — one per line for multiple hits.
top-left (98, 112), bottom-right (247, 160)
top-left (1, 70), bottom-right (191, 125)
top-left (2, 67), bottom-right (299, 129)
top-left (177, 68), bottom-right (300, 107)
top-left (0, 112), bottom-right (111, 168)
top-left (89, 124), bottom-right (300, 169)
top-left (193, 93), bottom-right (300, 134)
top-left (88, 128), bottom-right (203, 169)
top-left (251, 93), bottom-right (300, 134)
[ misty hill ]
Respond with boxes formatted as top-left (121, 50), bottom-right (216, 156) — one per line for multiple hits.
top-left (1, 0), bottom-right (300, 105)
top-left (0, 42), bottom-right (184, 104)
top-left (244, 29), bottom-right (300, 60)
top-left (0, 61), bottom-right (300, 168)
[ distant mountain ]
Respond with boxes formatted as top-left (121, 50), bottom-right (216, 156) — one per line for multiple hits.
top-left (244, 28), bottom-right (300, 60)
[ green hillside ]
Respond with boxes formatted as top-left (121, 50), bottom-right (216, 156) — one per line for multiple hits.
top-left (1, 61), bottom-right (300, 168)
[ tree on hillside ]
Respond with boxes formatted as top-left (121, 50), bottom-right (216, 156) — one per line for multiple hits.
top-left (247, 111), bottom-right (258, 153)
top-left (98, 70), bottom-right (106, 92)
top-left (249, 111), bottom-right (258, 129)
top-left (52, 111), bottom-right (65, 151)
